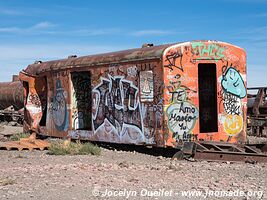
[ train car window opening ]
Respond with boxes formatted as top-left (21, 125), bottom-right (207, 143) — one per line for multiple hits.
top-left (140, 70), bottom-right (154, 102)
top-left (198, 63), bottom-right (218, 133)
top-left (71, 72), bottom-right (92, 130)
top-left (40, 77), bottom-right (47, 126)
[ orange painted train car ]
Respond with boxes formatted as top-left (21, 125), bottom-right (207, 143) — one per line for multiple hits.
top-left (19, 40), bottom-right (247, 147)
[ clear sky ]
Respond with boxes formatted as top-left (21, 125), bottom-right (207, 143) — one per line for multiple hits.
top-left (0, 0), bottom-right (266, 86)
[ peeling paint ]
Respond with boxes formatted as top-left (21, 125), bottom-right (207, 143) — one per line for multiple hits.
top-left (19, 40), bottom-right (247, 146)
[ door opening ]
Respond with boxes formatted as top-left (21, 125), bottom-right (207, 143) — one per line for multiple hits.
top-left (23, 81), bottom-right (29, 107)
top-left (40, 77), bottom-right (48, 126)
top-left (71, 72), bottom-right (92, 130)
top-left (198, 63), bottom-right (218, 133)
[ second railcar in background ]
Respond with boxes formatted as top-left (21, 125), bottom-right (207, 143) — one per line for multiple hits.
top-left (19, 40), bottom-right (247, 148)
top-left (0, 78), bottom-right (23, 111)
top-left (0, 76), bottom-right (24, 124)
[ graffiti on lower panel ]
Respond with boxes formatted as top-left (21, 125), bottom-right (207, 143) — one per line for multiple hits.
top-left (223, 115), bottom-right (243, 135)
top-left (49, 79), bottom-right (69, 131)
top-left (191, 42), bottom-right (225, 60)
top-left (72, 111), bottom-right (85, 130)
top-left (92, 75), bottom-right (144, 142)
top-left (68, 130), bottom-right (94, 140)
top-left (154, 99), bottom-right (163, 129)
top-left (141, 99), bottom-right (163, 140)
top-left (220, 66), bottom-right (246, 135)
top-left (166, 87), bottom-right (198, 141)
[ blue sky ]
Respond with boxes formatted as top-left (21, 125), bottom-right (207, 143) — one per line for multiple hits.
top-left (0, 0), bottom-right (266, 86)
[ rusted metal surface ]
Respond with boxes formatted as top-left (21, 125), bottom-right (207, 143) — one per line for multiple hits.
top-left (22, 43), bottom-right (173, 76)
top-left (248, 87), bottom-right (267, 116)
top-left (194, 151), bottom-right (267, 163)
top-left (173, 141), bottom-right (267, 162)
top-left (19, 40), bottom-right (247, 150)
top-left (0, 109), bottom-right (23, 124)
top-left (163, 42), bottom-right (246, 145)
top-left (193, 142), bottom-right (267, 163)
top-left (0, 138), bottom-right (49, 151)
top-left (247, 87), bottom-right (267, 137)
top-left (0, 80), bottom-right (24, 124)
top-left (0, 81), bottom-right (24, 110)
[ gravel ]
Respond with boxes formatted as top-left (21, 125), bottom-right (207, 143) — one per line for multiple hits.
top-left (0, 148), bottom-right (266, 200)
top-left (0, 124), bottom-right (266, 199)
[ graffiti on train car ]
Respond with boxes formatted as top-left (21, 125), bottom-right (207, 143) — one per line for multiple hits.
top-left (92, 75), bottom-right (144, 140)
top-left (166, 87), bottom-right (199, 141)
top-left (26, 92), bottom-right (42, 128)
top-left (191, 42), bottom-right (225, 60)
top-left (71, 72), bottom-right (92, 130)
top-left (127, 66), bottom-right (138, 77)
top-left (163, 49), bottom-right (199, 142)
top-left (28, 93), bottom-right (41, 107)
top-left (220, 66), bottom-right (246, 135)
top-left (141, 100), bottom-right (163, 139)
top-left (222, 92), bottom-right (242, 115)
top-left (49, 79), bottom-right (69, 131)
top-left (223, 114), bottom-right (243, 135)
top-left (221, 67), bottom-right (246, 98)
top-left (140, 71), bottom-right (154, 102)
top-left (18, 41), bottom-right (247, 145)
top-left (164, 48), bottom-right (183, 71)
top-left (153, 100), bottom-right (163, 129)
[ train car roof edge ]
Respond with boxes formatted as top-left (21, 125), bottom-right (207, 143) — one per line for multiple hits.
top-left (22, 40), bottom-right (245, 76)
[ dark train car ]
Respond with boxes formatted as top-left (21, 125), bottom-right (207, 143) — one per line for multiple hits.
top-left (0, 79), bottom-right (23, 111)
top-left (0, 77), bottom-right (24, 124)
top-left (19, 41), bottom-right (247, 147)
top-left (247, 87), bottom-right (267, 137)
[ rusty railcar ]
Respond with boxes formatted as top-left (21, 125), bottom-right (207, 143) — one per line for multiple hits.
top-left (0, 77), bottom-right (24, 124)
top-left (0, 80), bottom-right (24, 111)
top-left (247, 87), bottom-right (267, 137)
top-left (19, 41), bottom-right (247, 147)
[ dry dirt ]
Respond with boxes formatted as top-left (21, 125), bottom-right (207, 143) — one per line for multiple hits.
top-left (0, 124), bottom-right (266, 200)
top-left (0, 124), bottom-right (23, 142)
top-left (0, 148), bottom-right (266, 200)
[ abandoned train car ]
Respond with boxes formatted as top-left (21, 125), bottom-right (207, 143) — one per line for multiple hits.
top-left (0, 78), bottom-right (24, 123)
top-left (0, 79), bottom-right (23, 111)
top-left (19, 41), bottom-right (247, 147)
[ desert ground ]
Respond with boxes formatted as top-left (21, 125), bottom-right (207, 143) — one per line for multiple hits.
top-left (0, 124), bottom-right (266, 200)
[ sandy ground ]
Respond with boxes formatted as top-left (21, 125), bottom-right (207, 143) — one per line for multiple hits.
top-left (0, 124), bottom-right (266, 200)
